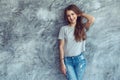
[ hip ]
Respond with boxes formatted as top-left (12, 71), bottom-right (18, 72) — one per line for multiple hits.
top-left (64, 52), bottom-right (86, 65)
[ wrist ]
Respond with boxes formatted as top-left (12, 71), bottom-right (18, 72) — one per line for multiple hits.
top-left (81, 13), bottom-right (85, 17)
top-left (78, 13), bottom-right (84, 17)
top-left (60, 57), bottom-right (64, 60)
top-left (60, 61), bottom-right (65, 65)
top-left (60, 58), bottom-right (64, 62)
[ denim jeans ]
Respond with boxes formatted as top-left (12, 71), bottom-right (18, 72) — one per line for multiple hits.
top-left (64, 52), bottom-right (86, 80)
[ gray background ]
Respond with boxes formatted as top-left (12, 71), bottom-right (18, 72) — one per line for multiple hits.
top-left (0, 0), bottom-right (120, 80)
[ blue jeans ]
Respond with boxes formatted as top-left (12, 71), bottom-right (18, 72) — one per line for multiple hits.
top-left (64, 52), bottom-right (86, 80)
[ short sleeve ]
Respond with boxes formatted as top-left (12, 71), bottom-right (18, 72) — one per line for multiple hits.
top-left (58, 27), bottom-right (65, 40)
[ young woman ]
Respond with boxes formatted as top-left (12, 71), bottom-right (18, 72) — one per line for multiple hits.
top-left (58, 4), bottom-right (95, 80)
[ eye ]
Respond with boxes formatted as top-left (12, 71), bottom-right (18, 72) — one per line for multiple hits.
top-left (67, 15), bottom-right (70, 17)
top-left (71, 13), bottom-right (74, 15)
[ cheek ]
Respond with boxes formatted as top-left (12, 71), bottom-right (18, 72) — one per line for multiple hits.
top-left (74, 15), bottom-right (78, 19)
top-left (67, 17), bottom-right (71, 21)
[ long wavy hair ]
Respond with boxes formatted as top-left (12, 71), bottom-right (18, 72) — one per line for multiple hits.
top-left (64, 4), bottom-right (88, 42)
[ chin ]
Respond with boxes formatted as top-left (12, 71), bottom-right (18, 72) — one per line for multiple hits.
top-left (70, 21), bottom-right (76, 24)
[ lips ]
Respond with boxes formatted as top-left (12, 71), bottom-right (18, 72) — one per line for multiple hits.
top-left (70, 19), bottom-right (75, 22)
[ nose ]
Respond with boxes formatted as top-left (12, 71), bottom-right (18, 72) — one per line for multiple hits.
top-left (70, 15), bottom-right (73, 20)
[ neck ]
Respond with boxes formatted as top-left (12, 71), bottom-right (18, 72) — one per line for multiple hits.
top-left (69, 23), bottom-right (76, 27)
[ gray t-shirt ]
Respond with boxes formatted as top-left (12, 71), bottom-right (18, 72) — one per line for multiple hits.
top-left (58, 25), bottom-right (86, 57)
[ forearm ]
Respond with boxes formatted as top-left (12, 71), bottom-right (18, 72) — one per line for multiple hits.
top-left (82, 13), bottom-right (94, 21)
top-left (81, 13), bottom-right (95, 29)
top-left (82, 13), bottom-right (95, 22)
top-left (59, 46), bottom-right (65, 64)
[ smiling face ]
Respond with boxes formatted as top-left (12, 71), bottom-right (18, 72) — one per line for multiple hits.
top-left (66, 10), bottom-right (78, 24)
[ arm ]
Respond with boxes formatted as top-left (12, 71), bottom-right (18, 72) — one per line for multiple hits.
top-left (59, 39), bottom-right (65, 64)
top-left (81, 13), bottom-right (95, 30)
top-left (59, 39), bottom-right (66, 75)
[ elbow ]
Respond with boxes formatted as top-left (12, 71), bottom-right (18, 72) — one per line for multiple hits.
top-left (89, 17), bottom-right (95, 26)
top-left (59, 45), bottom-right (64, 49)
top-left (59, 45), bottom-right (63, 49)
top-left (86, 17), bottom-right (95, 29)
top-left (91, 17), bottom-right (95, 23)
top-left (88, 17), bottom-right (95, 24)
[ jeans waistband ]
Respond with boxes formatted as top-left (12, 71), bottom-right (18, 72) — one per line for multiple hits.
top-left (64, 52), bottom-right (84, 60)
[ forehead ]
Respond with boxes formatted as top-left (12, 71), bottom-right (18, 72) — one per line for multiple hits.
top-left (66, 10), bottom-right (76, 15)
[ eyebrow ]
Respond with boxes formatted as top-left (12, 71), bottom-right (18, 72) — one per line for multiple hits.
top-left (67, 13), bottom-right (74, 16)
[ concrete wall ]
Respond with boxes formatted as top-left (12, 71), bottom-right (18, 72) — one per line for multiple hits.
top-left (0, 0), bottom-right (120, 80)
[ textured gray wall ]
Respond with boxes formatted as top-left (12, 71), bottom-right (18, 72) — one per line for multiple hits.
top-left (0, 0), bottom-right (120, 80)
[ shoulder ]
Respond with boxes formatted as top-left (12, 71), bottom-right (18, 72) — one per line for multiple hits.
top-left (60, 25), bottom-right (69, 30)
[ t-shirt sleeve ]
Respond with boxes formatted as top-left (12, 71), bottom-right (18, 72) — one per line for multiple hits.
top-left (58, 27), bottom-right (65, 40)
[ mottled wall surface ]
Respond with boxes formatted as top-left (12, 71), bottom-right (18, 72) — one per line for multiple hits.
top-left (0, 0), bottom-right (120, 80)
